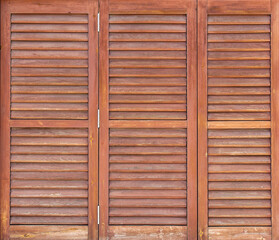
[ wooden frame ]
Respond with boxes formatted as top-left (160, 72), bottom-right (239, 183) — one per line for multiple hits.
top-left (1, 0), bottom-right (278, 239)
top-left (99, 0), bottom-right (197, 239)
top-left (0, 0), bottom-right (99, 239)
top-left (198, 0), bottom-right (274, 239)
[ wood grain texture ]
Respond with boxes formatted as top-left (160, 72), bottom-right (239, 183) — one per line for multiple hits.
top-left (207, 15), bottom-right (271, 122)
top-left (0, 1), bottom-right (11, 239)
top-left (108, 14), bottom-right (187, 121)
top-left (0, 1), bottom-right (99, 239)
top-left (87, 0), bottom-right (99, 239)
top-left (108, 128), bottom-right (187, 225)
top-left (109, 0), bottom-right (191, 13)
top-left (99, 0), bottom-right (110, 239)
top-left (208, 227), bottom-right (271, 240)
top-left (100, 0), bottom-right (194, 238)
top-left (9, 225), bottom-right (88, 240)
top-left (108, 226), bottom-right (187, 240)
top-left (199, 0), bottom-right (272, 239)
top-left (207, 15), bottom-right (272, 230)
top-left (208, 0), bottom-right (271, 14)
top-left (10, 14), bottom-right (89, 120)
top-left (271, 0), bottom-right (279, 239)
top-left (186, 0), bottom-right (198, 239)
top-left (198, 0), bottom-right (208, 239)
top-left (10, 128), bottom-right (89, 225)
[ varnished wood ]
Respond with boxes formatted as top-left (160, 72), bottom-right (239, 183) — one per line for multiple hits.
top-left (199, 1), bottom-right (272, 239)
top-left (198, 0), bottom-right (208, 239)
top-left (99, 0), bottom-right (109, 239)
top-left (109, 226), bottom-right (187, 240)
top-left (208, 227), bottom-right (271, 240)
top-left (271, 0), bottom-right (279, 239)
top-left (1, 1), bottom-right (99, 239)
top-left (208, 0), bottom-right (271, 14)
top-left (0, 1), bottom-right (11, 239)
top-left (88, 0), bottom-right (99, 239)
top-left (186, 0), bottom-right (198, 239)
top-left (9, 225), bottom-right (88, 240)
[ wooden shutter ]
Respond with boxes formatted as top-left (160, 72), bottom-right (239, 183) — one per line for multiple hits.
top-left (99, 0), bottom-right (197, 239)
top-left (0, 0), bottom-right (98, 239)
top-left (198, 0), bottom-right (279, 239)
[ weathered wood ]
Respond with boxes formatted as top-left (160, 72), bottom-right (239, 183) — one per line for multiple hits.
top-left (9, 225), bottom-right (88, 240)
top-left (271, 0), bottom-right (279, 239)
top-left (0, 1), bottom-right (11, 239)
top-left (108, 226), bottom-right (187, 240)
top-left (198, 0), bottom-right (208, 239)
top-left (208, 227), bottom-right (271, 240)
top-left (99, 0), bottom-right (110, 239)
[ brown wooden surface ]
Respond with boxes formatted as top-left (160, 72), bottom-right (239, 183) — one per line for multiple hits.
top-left (271, 0), bottom-right (279, 239)
top-left (99, 0), bottom-right (197, 239)
top-left (10, 225), bottom-right (88, 240)
top-left (109, 226), bottom-right (187, 240)
top-left (88, 0), bottom-right (99, 239)
top-left (186, 0), bottom-right (198, 238)
top-left (0, 1), bottom-right (11, 239)
top-left (208, 227), bottom-right (271, 240)
top-left (199, 0), bottom-right (273, 240)
top-left (0, 0), bottom-right (99, 239)
top-left (198, 0), bottom-right (208, 239)
top-left (99, 0), bottom-right (110, 239)
top-left (2, 0), bottom-right (279, 239)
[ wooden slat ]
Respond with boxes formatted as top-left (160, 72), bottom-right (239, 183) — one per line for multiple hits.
top-left (10, 127), bottom-right (89, 225)
top-left (10, 14), bottom-right (89, 121)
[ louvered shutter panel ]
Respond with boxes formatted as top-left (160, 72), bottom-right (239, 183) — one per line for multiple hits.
top-left (197, 0), bottom-right (279, 239)
top-left (0, 1), bottom-right (98, 239)
top-left (99, 0), bottom-right (197, 239)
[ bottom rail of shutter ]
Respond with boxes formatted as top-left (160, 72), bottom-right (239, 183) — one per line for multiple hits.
top-left (9, 225), bottom-right (88, 240)
top-left (208, 227), bottom-right (271, 240)
top-left (108, 226), bottom-right (187, 240)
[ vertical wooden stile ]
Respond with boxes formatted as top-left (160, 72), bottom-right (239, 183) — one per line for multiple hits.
top-left (99, 0), bottom-right (109, 238)
top-left (198, 0), bottom-right (208, 239)
top-left (271, 0), bottom-right (279, 239)
top-left (187, 0), bottom-right (198, 238)
top-left (88, 0), bottom-right (99, 239)
top-left (0, 1), bottom-right (11, 239)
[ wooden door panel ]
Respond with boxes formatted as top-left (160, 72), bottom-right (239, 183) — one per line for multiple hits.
top-left (99, 0), bottom-right (197, 239)
top-left (198, 0), bottom-right (279, 239)
top-left (0, 0), bottom-right (98, 239)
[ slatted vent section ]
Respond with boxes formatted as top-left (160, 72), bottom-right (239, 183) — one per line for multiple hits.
top-left (10, 128), bottom-right (88, 225)
top-left (208, 129), bottom-right (271, 226)
top-left (207, 15), bottom-right (271, 121)
top-left (109, 14), bottom-right (187, 120)
top-left (109, 128), bottom-right (187, 225)
top-left (11, 14), bottom-right (89, 120)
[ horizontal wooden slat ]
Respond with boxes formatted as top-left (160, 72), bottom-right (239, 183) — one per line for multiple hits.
top-left (109, 217), bottom-right (186, 225)
top-left (208, 121), bottom-right (271, 129)
top-left (10, 126), bottom-right (88, 225)
top-left (109, 120), bottom-right (187, 128)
